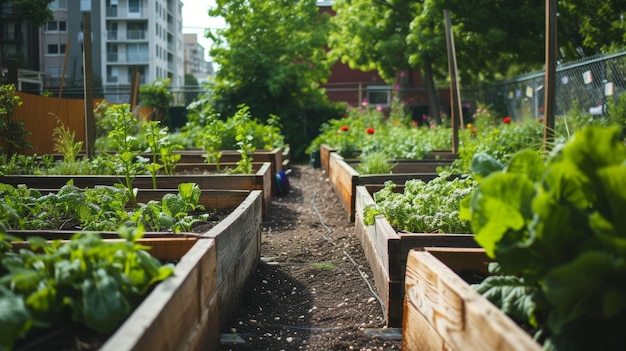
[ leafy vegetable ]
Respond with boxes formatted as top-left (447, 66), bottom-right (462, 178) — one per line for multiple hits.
top-left (363, 173), bottom-right (475, 234)
top-left (0, 226), bottom-right (174, 349)
top-left (462, 126), bottom-right (626, 350)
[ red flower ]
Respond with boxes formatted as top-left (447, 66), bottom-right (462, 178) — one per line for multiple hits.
top-left (471, 128), bottom-right (477, 134)
top-left (411, 120), bottom-right (418, 127)
top-left (366, 127), bottom-right (375, 135)
top-left (503, 116), bottom-right (512, 124)
top-left (340, 125), bottom-right (349, 132)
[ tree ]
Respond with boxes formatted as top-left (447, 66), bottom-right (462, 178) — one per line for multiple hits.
top-left (207, 0), bottom-right (345, 160)
top-left (329, 0), bottom-right (446, 123)
top-left (11, 0), bottom-right (54, 26)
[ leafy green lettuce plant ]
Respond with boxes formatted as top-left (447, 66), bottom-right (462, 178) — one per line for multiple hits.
top-left (363, 173), bottom-right (475, 234)
top-left (0, 226), bottom-right (174, 350)
top-left (461, 126), bottom-right (626, 350)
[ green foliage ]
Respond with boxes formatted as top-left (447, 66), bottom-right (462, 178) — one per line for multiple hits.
top-left (52, 118), bottom-right (83, 163)
top-left (0, 226), bottom-right (174, 349)
top-left (462, 126), bottom-right (626, 350)
top-left (207, 0), bottom-right (342, 161)
top-left (306, 106), bottom-right (452, 160)
top-left (0, 84), bottom-right (31, 155)
top-left (142, 121), bottom-right (182, 188)
top-left (0, 182), bottom-right (208, 233)
top-left (355, 151), bottom-right (394, 175)
top-left (139, 78), bottom-right (173, 123)
top-left (102, 104), bottom-right (144, 206)
top-left (363, 173), bottom-right (475, 234)
top-left (11, 0), bottom-right (54, 26)
top-left (230, 105), bottom-right (256, 174)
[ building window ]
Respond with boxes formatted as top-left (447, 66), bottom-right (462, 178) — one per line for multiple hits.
top-left (47, 43), bottom-right (66, 55)
top-left (366, 86), bottom-right (391, 107)
top-left (128, 0), bottom-right (141, 14)
top-left (46, 21), bottom-right (66, 32)
top-left (49, 0), bottom-right (68, 10)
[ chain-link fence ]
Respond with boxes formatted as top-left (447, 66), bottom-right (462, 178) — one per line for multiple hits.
top-left (462, 51), bottom-right (626, 121)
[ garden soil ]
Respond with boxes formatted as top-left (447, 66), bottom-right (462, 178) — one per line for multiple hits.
top-left (218, 165), bottom-right (402, 351)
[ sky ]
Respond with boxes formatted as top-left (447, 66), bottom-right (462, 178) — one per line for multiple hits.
top-left (181, 0), bottom-right (225, 62)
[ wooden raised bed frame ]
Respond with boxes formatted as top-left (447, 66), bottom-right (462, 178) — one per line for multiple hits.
top-left (403, 248), bottom-right (542, 351)
top-left (354, 185), bottom-right (478, 327)
top-left (320, 144), bottom-right (456, 173)
top-left (0, 162), bottom-right (272, 219)
top-left (328, 151), bottom-right (456, 221)
top-left (6, 189), bottom-right (263, 351)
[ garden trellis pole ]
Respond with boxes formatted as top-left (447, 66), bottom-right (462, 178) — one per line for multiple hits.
top-left (444, 9), bottom-right (463, 154)
top-left (82, 11), bottom-right (96, 158)
top-left (544, 0), bottom-right (556, 152)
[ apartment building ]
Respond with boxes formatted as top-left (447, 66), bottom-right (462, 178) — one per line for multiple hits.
top-left (183, 33), bottom-right (213, 84)
top-left (36, 0), bottom-right (185, 101)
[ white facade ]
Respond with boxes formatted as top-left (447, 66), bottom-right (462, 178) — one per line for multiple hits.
top-left (100, 0), bottom-right (184, 91)
top-left (40, 0), bottom-right (184, 101)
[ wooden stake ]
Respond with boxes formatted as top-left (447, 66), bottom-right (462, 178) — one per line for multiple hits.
top-left (82, 12), bottom-right (96, 158)
top-left (544, 0), bottom-right (557, 152)
top-left (444, 9), bottom-right (463, 154)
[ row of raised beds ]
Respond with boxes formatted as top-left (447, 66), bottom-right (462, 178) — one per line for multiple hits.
top-left (1, 94), bottom-right (289, 350)
top-left (312, 101), bottom-right (626, 350)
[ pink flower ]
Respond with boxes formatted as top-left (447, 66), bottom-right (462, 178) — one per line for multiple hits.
top-left (503, 117), bottom-right (512, 124)
top-left (366, 127), bottom-right (375, 135)
top-left (376, 105), bottom-right (383, 112)
top-left (340, 125), bottom-right (349, 132)
top-left (361, 98), bottom-right (368, 106)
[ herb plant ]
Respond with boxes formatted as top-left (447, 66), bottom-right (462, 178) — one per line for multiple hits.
top-left (461, 126), bottom-right (626, 350)
top-left (0, 226), bottom-right (174, 350)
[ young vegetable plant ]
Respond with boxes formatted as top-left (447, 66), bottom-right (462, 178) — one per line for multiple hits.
top-left (199, 112), bottom-right (225, 171)
top-left (142, 120), bottom-right (182, 188)
top-left (363, 173), bottom-right (475, 234)
top-left (231, 105), bottom-right (256, 174)
top-left (0, 226), bottom-right (174, 350)
top-left (104, 104), bottom-right (145, 207)
top-left (461, 126), bottom-right (626, 351)
top-left (0, 182), bottom-right (208, 233)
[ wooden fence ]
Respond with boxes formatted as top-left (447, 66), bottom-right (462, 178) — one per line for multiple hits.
top-left (11, 92), bottom-right (103, 155)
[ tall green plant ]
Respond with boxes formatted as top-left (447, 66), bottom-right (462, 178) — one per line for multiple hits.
top-left (105, 104), bottom-right (144, 206)
top-left (52, 117), bottom-right (83, 163)
top-left (142, 121), bottom-right (181, 188)
top-left (231, 105), bottom-right (256, 174)
top-left (461, 126), bottom-right (626, 350)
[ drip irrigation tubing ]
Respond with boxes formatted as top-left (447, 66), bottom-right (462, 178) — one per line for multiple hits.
top-left (310, 191), bottom-right (387, 325)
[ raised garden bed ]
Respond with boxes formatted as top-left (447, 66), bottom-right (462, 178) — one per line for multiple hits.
top-left (403, 248), bottom-right (542, 351)
top-left (354, 185), bottom-right (478, 327)
top-left (0, 162), bottom-right (272, 220)
top-left (5, 188), bottom-right (262, 350)
top-left (328, 151), bottom-right (457, 221)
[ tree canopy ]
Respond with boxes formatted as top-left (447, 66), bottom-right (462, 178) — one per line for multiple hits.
top-left (12, 0), bottom-right (55, 26)
top-left (206, 0), bottom-right (345, 160)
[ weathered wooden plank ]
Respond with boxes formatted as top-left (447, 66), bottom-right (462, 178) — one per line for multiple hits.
top-left (354, 185), bottom-right (481, 327)
top-left (203, 189), bottom-right (262, 327)
top-left (403, 249), bottom-right (541, 351)
top-left (10, 237), bottom-right (200, 261)
top-left (102, 238), bottom-right (219, 351)
top-left (328, 152), bottom-right (359, 220)
top-left (320, 144), bottom-right (337, 173)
